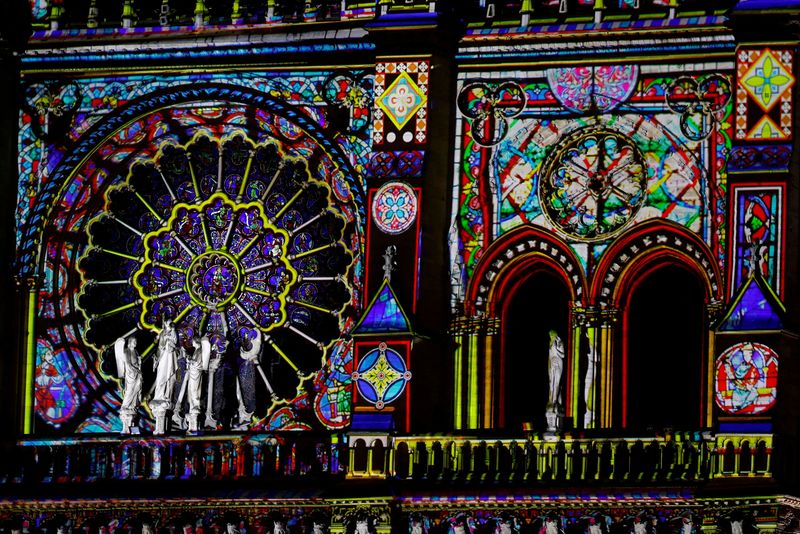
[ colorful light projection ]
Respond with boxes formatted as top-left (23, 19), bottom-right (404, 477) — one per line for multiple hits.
top-left (352, 342), bottom-right (411, 410)
top-left (17, 71), bottom-right (373, 257)
top-left (19, 78), bottom-right (371, 434)
top-left (715, 342), bottom-right (778, 415)
top-left (730, 184), bottom-right (783, 296)
top-left (371, 181), bottom-right (418, 235)
top-left (450, 69), bottom-right (731, 305)
top-left (736, 48), bottom-right (795, 141)
top-left (373, 60), bottom-right (429, 147)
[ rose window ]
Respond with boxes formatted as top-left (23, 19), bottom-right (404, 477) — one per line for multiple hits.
top-left (78, 134), bottom-right (355, 405)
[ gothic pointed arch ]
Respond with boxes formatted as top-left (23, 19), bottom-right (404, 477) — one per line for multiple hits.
top-left (465, 225), bottom-right (588, 316)
top-left (590, 220), bottom-right (724, 310)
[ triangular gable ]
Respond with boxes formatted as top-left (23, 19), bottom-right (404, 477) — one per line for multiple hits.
top-left (353, 278), bottom-right (412, 335)
top-left (718, 274), bottom-right (785, 331)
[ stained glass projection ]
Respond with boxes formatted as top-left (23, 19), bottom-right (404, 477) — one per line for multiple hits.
top-left (352, 343), bottom-right (411, 410)
top-left (77, 133), bottom-right (355, 428)
top-left (371, 181), bottom-right (418, 235)
top-left (715, 342), bottom-right (778, 415)
top-left (731, 185), bottom-right (783, 296)
top-left (539, 127), bottom-right (647, 241)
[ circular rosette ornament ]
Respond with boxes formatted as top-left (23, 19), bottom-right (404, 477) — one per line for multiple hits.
top-left (457, 82), bottom-right (526, 146)
top-left (539, 127), bottom-right (647, 241)
top-left (352, 343), bottom-right (411, 410)
top-left (371, 181), bottom-right (418, 235)
top-left (78, 133), bottom-right (356, 408)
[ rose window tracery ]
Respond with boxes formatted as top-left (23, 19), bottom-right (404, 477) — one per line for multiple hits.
top-left (78, 133), bottom-right (355, 411)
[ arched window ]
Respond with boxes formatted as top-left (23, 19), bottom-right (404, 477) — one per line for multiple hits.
top-left (622, 264), bottom-right (705, 430)
top-left (502, 268), bottom-right (570, 432)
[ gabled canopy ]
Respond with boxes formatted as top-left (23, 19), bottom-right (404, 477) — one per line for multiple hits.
top-left (352, 278), bottom-right (413, 336)
top-left (717, 273), bottom-right (785, 331)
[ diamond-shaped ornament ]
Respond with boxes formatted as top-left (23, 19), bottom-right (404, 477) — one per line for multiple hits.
top-left (376, 70), bottom-right (427, 130)
top-left (741, 49), bottom-right (795, 113)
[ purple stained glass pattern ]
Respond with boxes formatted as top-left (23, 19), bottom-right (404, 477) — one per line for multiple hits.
top-left (353, 280), bottom-right (410, 334)
top-left (372, 181), bottom-right (418, 235)
top-left (546, 65), bottom-right (638, 114)
top-left (715, 342), bottom-right (778, 415)
top-left (21, 84), bottom-right (368, 433)
top-left (719, 277), bottom-right (783, 332)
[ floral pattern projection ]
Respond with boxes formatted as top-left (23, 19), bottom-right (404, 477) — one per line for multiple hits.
top-left (449, 65), bottom-right (732, 305)
top-left (17, 73), bottom-right (374, 434)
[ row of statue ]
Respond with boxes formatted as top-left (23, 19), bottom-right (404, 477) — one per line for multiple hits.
top-left (116, 319), bottom-right (277, 435)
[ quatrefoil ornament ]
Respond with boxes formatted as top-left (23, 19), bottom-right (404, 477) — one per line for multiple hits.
top-left (457, 82), bottom-right (527, 147)
top-left (665, 74), bottom-right (731, 141)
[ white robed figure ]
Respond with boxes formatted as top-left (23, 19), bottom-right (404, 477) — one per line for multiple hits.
top-left (114, 335), bottom-right (142, 434)
top-left (547, 330), bottom-right (565, 407)
top-left (545, 330), bottom-right (565, 432)
top-left (151, 318), bottom-right (179, 434)
top-left (186, 336), bottom-right (212, 432)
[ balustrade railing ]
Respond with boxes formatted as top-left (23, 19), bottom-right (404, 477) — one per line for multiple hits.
top-left (1, 432), bottom-right (772, 485)
top-left (4, 434), bottom-right (346, 483)
top-left (347, 433), bottom-right (774, 482)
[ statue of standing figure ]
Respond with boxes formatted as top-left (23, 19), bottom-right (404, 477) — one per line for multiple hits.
top-left (235, 330), bottom-right (262, 430)
top-left (114, 335), bottom-right (142, 434)
top-left (547, 330), bottom-right (564, 407)
top-left (546, 330), bottom-right (565, 432)
top-left (151, 318), bottom-right (179, 435)
top-left (584, 330), bottom-right (598, 429)
top-left (186, 335), bottom-right (211, 432)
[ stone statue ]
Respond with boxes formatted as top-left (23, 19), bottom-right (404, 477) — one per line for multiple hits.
top-left (205, 336), bottom-right (225, 430)
top-left (114, 335), bottom-right (142, 434)
top-left (584, 330), bottom-right (598, 429)
top-left (151, 318), bottom-right (179, 435)
top-left (186, 335), bottom-right (211, 432)
top-left (547, 330), bottom-right (564, 407)
top-left (272, 519), bottom-right (287, 534)
top-left (235, 330), bottom-right (262, 429)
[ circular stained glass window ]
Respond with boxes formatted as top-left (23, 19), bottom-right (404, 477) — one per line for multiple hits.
top-left (715, 342), bottom-right (778, 415)
top-left (372, 181), bottom-right (418, 235)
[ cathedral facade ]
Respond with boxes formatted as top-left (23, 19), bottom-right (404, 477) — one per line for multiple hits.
top-left (1, 0), bottom-right (799, 533)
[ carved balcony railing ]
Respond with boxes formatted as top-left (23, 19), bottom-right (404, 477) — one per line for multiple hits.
top-left (3, 433), bottom-right (347, 484)
top-left (347, 433), bottom-right (774, 483)
top-left (1, 432), bottom-right (772, 485)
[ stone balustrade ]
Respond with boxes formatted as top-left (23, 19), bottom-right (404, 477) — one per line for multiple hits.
top-left (349, 432), bottom-right (774, 482)
top-left (1, 432), bottom-right (772, 485)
